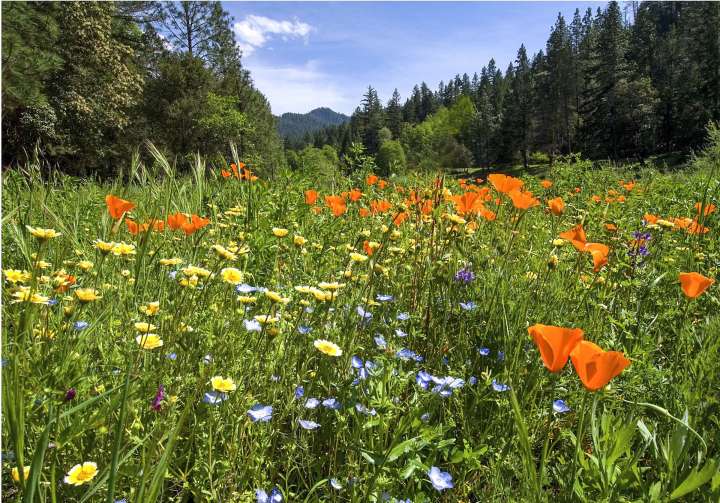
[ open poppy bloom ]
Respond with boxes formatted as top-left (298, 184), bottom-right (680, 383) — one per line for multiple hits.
top-left (541, 180), bottom-right (553, 189)
top-left (181, 215), bottom-right (210, 235)
top-left (528, 324), bottom-right (584, 373)
top-left (358, 207), bottom-right (371, 217)
top-left (305, 189), bottom-right (319, 205)
top-left (221, 169), bottom-right (232, 178)
top-left (643, 213), bottom-right (659, 224)
top-left (370, 199), bottom-right (392, 214)
top-left (583, 243), bottom-right (609, 272)
top-left (106, 195), bottom-right (135, 220)
top-left (547, 197), bottom-right (564, 216)
top-left (570, 341), bottom-right (630, 391)
top-left (325, 195), bottom-right (347, 217)
top-left (366, 174), bottom-right (378, 186)
top-left (559, 224), bottom-right (587, 245)
top-left (694, 202), bottom-right (716, 216)
top-left (508, 189), bottom-right (539, 210)
top-left (686, 219), bottom-right (710, 235)
top-left (488, 173), bottom-right (524, 194)
top-left (167, 212), bottom-right (188, 230)
top-left (126, 219), bottom-right (148, 235)
top-left (378, 180), bottom-right (388, 189)
top-left (393, 211), bottom-right (409, 226)
top-left (678, 272), bottom-right (714, 298)
top-left (349, 188), bottom-right (363, 202)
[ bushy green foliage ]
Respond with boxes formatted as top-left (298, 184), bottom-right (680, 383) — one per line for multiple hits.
top-left (376, 140), bottom-right (406, 177)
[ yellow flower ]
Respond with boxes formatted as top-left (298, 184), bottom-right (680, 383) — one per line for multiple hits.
top-left (294, 285), bottom-right (313, 294)
top-left (94, 240), bottom-right (116, 254)
top-left (11, 287), bottom-right (49, 304)
top-left (11, 465), bottom-right (31, 483)
top-left (180, 275), bottom-right (199, 288)
top-left (211, 376), bottom-right (237, 393)
top-left (75, 288), bottom-right (101, 303)
top-left (265, 290), bottom-right (290, 304)
top-left (63, 462), bottom-right (98, 486)
top-left (139, 301), bottom-right (160, 316)
top-left (220, 267), bottom-right (244, 285)
top-left (26, 225), bottom-right (61, 240)
top-left (135, 333), bottom-right (163, 349)
top-left (182, 265), bottom-right (211, 278)
top-left (179, 322), bottom-right (194, 333)
top-left (134, 322), bottom-right (157, 333)
top-left (272, 227), bottom-right (289, 237)
top-left (313, 339), bottom-right (343, 357)
top-left (111, 242), bottom-right (136, 256)
top-left (552, 239), bottom-right (567, 247)
top-left (657, 219), bottom-right (675, 228)
top-left (77, 260), bottom-right (94, 271)
top-left (254, 314), bottom-right (279, 325)
top-left (237, 295), bottom-right (257, 304)
top-left (159, 257), bottom-right (183, 266)
top-left (293, 235), bottom-right (307, 246)
top-left (443, 213), bottom-right (466, 225)
top-left (121, 269), bottom-right (131, 278)
top-left (311, 288), bottom-right (336, 302)
top-left (4, 269), bottom-right (31, 283)
top-left (36, 260), bottom-right (52, 270)
top-left (317, 282), bottom-right (345, 291)
top-left (349, 252), bottom-right (368, 262)
top-left (212, 244), bottom-right (237, 261)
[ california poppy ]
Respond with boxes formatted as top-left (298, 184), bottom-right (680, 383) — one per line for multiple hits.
top-left (378, 180), bottom-right (388, 189)
top-left (508, 189), bottom-right (539, 210)
top-left (528, 324), bottom-right (584, 373)
top-left (349, 189), bottom-right (363, 202)
top-left (325, 195), bottom-right (347, 217)
top-left (591, 195), bottom-right (602, 204)
top-left (452, 191), bottom-right (483, 215)
top-left (358, 207), bottom-right (371, 218)
top-left (559, 224), bottom-right (587, 245)
top-left (678, 272), bottom-right (714, 298)
top-left (305, 190), bottom-right (319, 205)
top-left (570, 341), bottom-right (630, 391)
top-left (366, 174), bottom-right (378, 186)
top-left (370, 199), bottom-right (392, 214)
top-left (622, 181), bottom-right (635, 191)
top-left (181, 215), bottom-right (210, 235)
top-left (541, 180), bottom-right (553, 189)
top-left (686, 219), bottom-right (710, 235)
top-left (547, 197), bottom-right (565, 216)
top-left (106, 195), bottom-right (135, 220)
top-left (643, 213), bottom-right (659, 224)
top-left (126, 219), bottom-right (147, 235)
top-left (488, 173), bottom-right (524, 194)
top-left (393, 211), bottom-right (409, 226)
top-left (584, 243), bottom-right (609, 272)
top-left (604, 223), bottom-right (618, 232)
top-left (221, 169), bottom-right (232, 178)
top-left (694, 202), bottom-right (717, 216)
top-left (167, 212), bottom-right (188, 230)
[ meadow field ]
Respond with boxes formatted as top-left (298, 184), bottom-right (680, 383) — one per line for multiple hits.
top-left (2, 128), bottom-right (719, 502)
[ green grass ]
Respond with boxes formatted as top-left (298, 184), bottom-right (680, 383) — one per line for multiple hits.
top-left (2, 149), bottom-right (719, 502)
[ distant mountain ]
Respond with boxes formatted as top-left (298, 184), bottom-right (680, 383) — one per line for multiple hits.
top-left (276, 107), bottom-right (349, 140)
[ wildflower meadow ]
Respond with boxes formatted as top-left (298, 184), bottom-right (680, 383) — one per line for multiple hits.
top-left (2, 129), bottom-right (720, 502)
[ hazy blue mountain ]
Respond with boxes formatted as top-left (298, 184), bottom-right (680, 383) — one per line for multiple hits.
top-left (277, 107), bottom-right (349, 140)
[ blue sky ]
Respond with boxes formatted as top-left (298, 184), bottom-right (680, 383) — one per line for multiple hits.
top-left (223, 2), bottom-right (606, 115)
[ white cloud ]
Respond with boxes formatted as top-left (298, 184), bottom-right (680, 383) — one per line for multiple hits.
top-left (247, 60), bottom-right (356, 115)
top-left (234, 15), bottom-right (313, 57)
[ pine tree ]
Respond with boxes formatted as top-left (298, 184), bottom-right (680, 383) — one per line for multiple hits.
top-left (386, 89), bottom-right (403, 139)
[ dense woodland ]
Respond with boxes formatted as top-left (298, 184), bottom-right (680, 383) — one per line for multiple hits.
top-left (2, 1), bottom-right (283, 175)
top-left (292, 1), bottom-right (720, 175)
top-left (2, 1), bottom-right (719, 178)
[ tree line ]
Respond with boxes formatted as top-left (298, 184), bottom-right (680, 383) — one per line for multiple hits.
top-left (2, 1), bottom-right (283, 175)
top-left (294, 1), bottom-right (719, 172)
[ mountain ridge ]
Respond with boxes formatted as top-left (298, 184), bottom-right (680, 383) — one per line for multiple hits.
top-left (276, 107), bottom-right (349, 141)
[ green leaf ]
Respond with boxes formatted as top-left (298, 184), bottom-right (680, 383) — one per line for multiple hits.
top-left (670, 458), bottom-right (719, 499)
top-left (387, 437), bottom-right (418, 463)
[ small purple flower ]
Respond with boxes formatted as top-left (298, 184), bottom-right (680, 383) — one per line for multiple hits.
top-left (298, 419), bottom-right (320, 430)
top-left (355, 403), bottom-right (377, 416)
top-left (469, 376), bottom-right (478, 385)
top-left (73, 321), bottom-right (89, 331)
top-left (420, 412), bottom-right (431, 422)
top-left (454, 266), bottom-right (475, 284)
top-left (357, 306), bottom-right (373, 320)
top-left (477, 347), bottom-right (490, 356)
top-left (151, 384), bottom-right (165, 411)
top-left (396, 348), bottom-right (423, 362)
top-left (248, 404), bottom-right (273, 422)
top-left (294, 386), bottom-right (304, 399)
top-left (298, 325), bottom-right (312, 334)
top-left (497, 351), bottom-right (505, 361)
top-left (47, 298), bottom-right (59, 306)
top-left (166, 352), bottom-right (177, 360)
top-left (244, 319), bottom-right (262, 332)
top-left (376, 294), bottom-right (394, 302)
top-left (459, 301), bottom-right (477, 311)
top-left (553, 399), bottom-right (570, 413)
top-left (64, 387), bottom-right (77, 402)
top-left (237, 283), bottom-right (259, 294)
top-left (395, 328), bottom-right (407, 338)
top-left (428, 466), bottom-right (454, 491)
top-left (203, 391), bottom-right (227, 405)
top-left (330, 478), bottom-right (343, 490)
top-left (397, 312), bottom-right (410, 321)
top-left (491, 379), bottom-right (510, 392)
top-left (256, 487), bottom-right (283, 503)
top-left (304, 398), bottom-right (320, 409)
top-left (374, 335), bottom-right (387, 348)
top-left (322, 398), bottom-right (341, 410)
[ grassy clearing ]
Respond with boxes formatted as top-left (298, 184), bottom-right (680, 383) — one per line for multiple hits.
top-left (2, 135), bottom-right (719, 502)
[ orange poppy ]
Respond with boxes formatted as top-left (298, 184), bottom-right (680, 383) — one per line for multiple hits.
top-left (508, 189), bottom-right (539, 210)
top-left (106, 194), bottom-right (135, 220)
top-left (370, 199), bottom-right (392, 214)
top-left (540, 180), bottom-right (553, 189)
top-left (574, 187), bottom-right (582, 193)
top-left (378, 180), bottom-right (388, 189)
top-left (167, 212), bottom-right (188, 230)
top-left (230, 163), bottom-right (241, 179)
top-left (604, 223), bottom-right (618, 232)
top-left (622, 181), bottom-right (635, 192)
top-left (420, 199), bottom-right (434, 215)
top-left (488, 173), bottom-right (524, 194)
top-left (325, 195), bottom-right (347, 217)
top-left (559, 224), bottom-right (587, 245)
top-left (149, 219), bottom-right (165, 232)
top-left (358, 207), bottom-right (371, 218)
top-left (349, 189), bottom-right (363, 202)
top-left (221, 169), bottom-right (232, 178)
top-left (366, 174), bottom-right (378, 186)
top-left (570, 341), bottom-right (630, 391)
top-left (687, 220), bottom-right (710, 235)
top-left (678, 272), bottom-right (714, 298)
top-left (583, 243), bottom-right (609, 272)
top-left (126, 219), bottom-right (148, 235)
top-left (479, 207), bottom-right (496, 221)
top-left (643, 213), bottom-right (659, 224)
top-left (695, 202), bottom-right (717, 216)
top-left (181, 215), bottom-right (210, 235)
top-left (451, 191), bottom-right (483, 215)
top-left (311, 206), bottom-right (323, 215)
top-left (591, 195), bottom-right (602, 204)
top-left (547, 197), bottom-right (565, 216)
top-left (393, 211), bottom-right (409, 226)
top-left (56, 274), bottom-right (76, 293)
top-left (305, 190), bottom-right (319, 205)
top-left (363, 240), bottom-right (380, 256)
top-left (528, 324), bottom-right (584, 373)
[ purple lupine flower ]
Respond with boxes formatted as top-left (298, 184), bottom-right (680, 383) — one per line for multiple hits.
top-left (454, 266), bottom-right (475, 284)
top-left (151, 384), bottom-right (165, 411)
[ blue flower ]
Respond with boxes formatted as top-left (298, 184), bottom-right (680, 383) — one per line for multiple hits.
top-left (428, 466), bottom-right (454, 491)
top-left (357, 306), bottom-right (373, 320)
top-left (248, 404), bottom-right (273, 422)
top-left (420, 412), bottom-right (431, 422)
top-left (397, 312), bottom-right (410, 321)
top-left (305, 306), bottom-right (314, 314)
top-left (298, 419), bottom-right (320, 430)
top-left (477, 347), bottom-right (490, 356)
top-left (352, 355), bottom-right (364, 368)
top-left (166, 352), bottom-right (177, 360)
top-left (73, 321), bottom-right (89, 331)
top-left (376, 294), bottom-right (394, 302)
top-left (203, 391), bottom-right (227, 405)
top-left (244, 319), bottom-right (262, 332)
top-left (454, 266), bottom-right (475, 284)
top-left (168, 271), bottom-right (178, 280)
top-left (469, 376), bottom-right (478, 385)
top-left (47, 298), bottom-right (59, 306)
top-left (416, 370), bottom-right (433, 389)
top-left (323, 398), bottom-right (341, 410)
top-left (459, 301), bottom-right (477, 311)
top-left (237, 283), bottom-right (259, 294)
top-left (396, 348), bottom-right (423, 362)
top-left (298, 325), bottom-right (312, 334)
top-left (355, 403), bottom-right (377, 416)
top-left (330, 478), bottom-right (343, 490)
top-left (553, 399), bottom-right (570, 413)
top-left (115, 500), bottom-right (128, 503)
top-left (304, 398), bottom-right (320, 409)
top-left (491, 379), bottom-right (510, 392)
top-left (374, 335), bottom-right (387, 348)
top-left (256, 487), bottom-right (283, 503)
top-left (294, 386), bottom-right (304, 399)
top-left (395, 328), bottom-right (407, 337)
